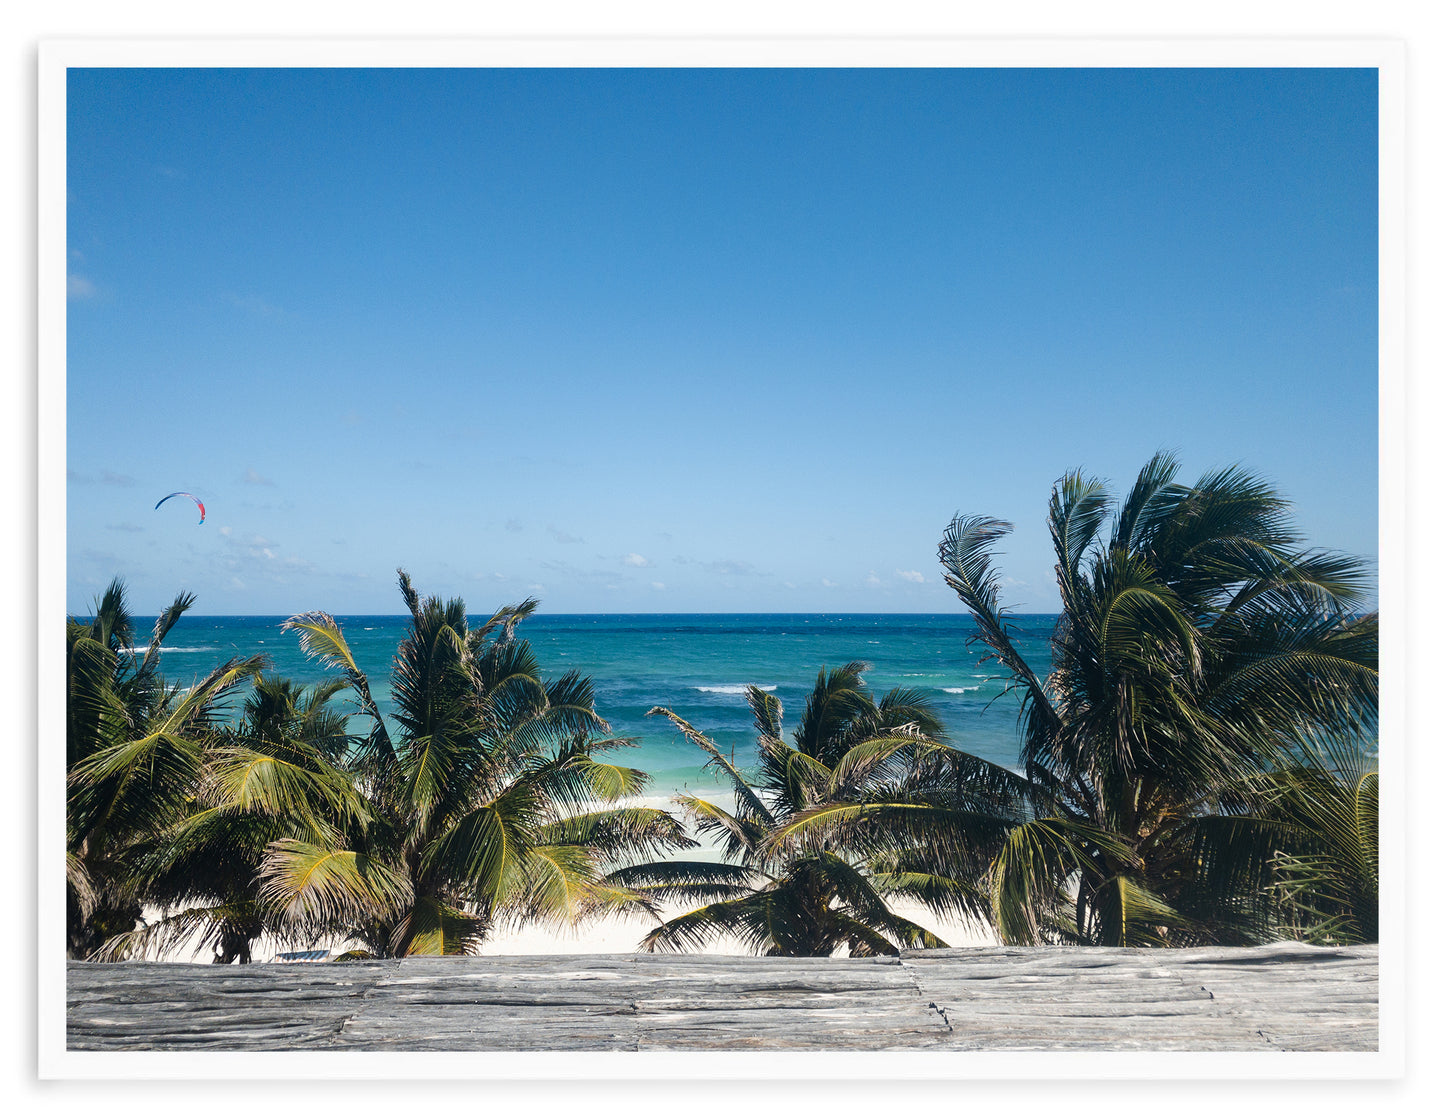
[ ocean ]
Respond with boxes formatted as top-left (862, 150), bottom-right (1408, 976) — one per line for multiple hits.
top-left (125, 613), bottom-right (1059, 794)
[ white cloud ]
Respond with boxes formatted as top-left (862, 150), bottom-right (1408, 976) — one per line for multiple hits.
top-left (549, 526), bottom-right (584, 544)
top-left (67, 274), bottom-right (96, 300)
top-left (897, 569), bottom-right (926, 584)
top-left (822, 578), bottom-right (837, 588)
top-left (676, 557), bottom-right (760, 576)
top-left (866, 570), bottom-right (882, 587)
top-left (623, 553), bottom-right (651, 567)
top-left (650, 581), bottom-right (665, 591)
top-left (243, 468), bottom-right (275, 486)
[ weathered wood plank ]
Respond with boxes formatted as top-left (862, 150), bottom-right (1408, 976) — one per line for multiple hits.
top-left (67, 943), bottom-right (1379, 1053)
top-left (902, 943), bottom-right (1377, 1053)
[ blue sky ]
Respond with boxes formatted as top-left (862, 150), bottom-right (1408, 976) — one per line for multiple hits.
top-left (65, 67), bottom-right (1379, 615)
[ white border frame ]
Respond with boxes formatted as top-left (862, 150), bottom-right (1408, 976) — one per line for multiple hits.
top-left (38, 36), bottom-right (1406, 1081)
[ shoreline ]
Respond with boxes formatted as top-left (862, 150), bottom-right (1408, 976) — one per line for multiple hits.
top-left (134, 787), bottom-right (1000, 963)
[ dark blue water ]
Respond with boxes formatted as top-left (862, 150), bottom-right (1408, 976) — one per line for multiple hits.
top-left (122, 613), bottom-right (1059, 793)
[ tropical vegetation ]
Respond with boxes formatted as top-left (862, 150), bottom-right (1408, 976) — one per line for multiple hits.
top-left (96, 673), bottom-right (370, 963)
top-left (783, 453), bottom-right (1379, 947)
top-left (247, 572), bottom-right (692, 956)
top-left (64, 456), bottom-right (1379, 960)
top-left (67, 572), bottom-right (693, 961)
top-left (613, 663), bottom-right (982, 956)
top-left (983, 454), bottom-right (1376, 945)
top-left (66, 579), bottom-right (267, 959)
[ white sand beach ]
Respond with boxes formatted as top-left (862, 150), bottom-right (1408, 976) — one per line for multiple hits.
top-left (475, 899), bottom-right (999, 957)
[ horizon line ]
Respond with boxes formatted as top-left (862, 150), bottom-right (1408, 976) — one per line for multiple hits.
top-left (70, 608), bottom-right (1064, 619)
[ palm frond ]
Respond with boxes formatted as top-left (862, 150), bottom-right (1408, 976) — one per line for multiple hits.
top-left (257, 839), bottom-right (413, 938)
top-left (647, 707), bottom-right (775, 827)
top-left (139, 591), bottom-right (197, 679)
top-left (938, 515), bottom-right (1060, 737)
top-left (281, 612), bottom-right (394, 761)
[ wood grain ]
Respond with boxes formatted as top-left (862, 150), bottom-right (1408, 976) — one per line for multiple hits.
top-left (67, 942), bottom-right (1377, 1052)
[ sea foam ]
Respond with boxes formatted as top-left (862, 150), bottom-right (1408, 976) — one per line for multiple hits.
top-left (696, 684), bottom-right (778, 695)
top-left (121, 645), bottom-right (219, 654)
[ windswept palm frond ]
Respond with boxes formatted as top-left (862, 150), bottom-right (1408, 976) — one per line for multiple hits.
top-left (648, 706), bottom-right (775, 827)
top-left (66, 852), bottom-right (99, 921)
top-left (535, 806), bottom-right (694, 865)
top-left (939, 515), bottom-right (1061, 744)
top-left (527, 753), bottom-right (650, 813)
top-left (389, 894), bottom-right (487, 956)
top-left (640, 896), bottom-right (770, 954)
top-left (138, 591), bottom-right (197, 680)
top-left (1049, 469), bottom-right (1111, 612)
top-left (636, 666), bottom-right (961, 957)
top-left (282, 611), bottom-right (394, 763)
top-left (257, 839), bottom-right (413, 938)
top-left (867, 864), bottom-right (994, 928)
top-left (469, 597), bottom-right (541, 650)
top-left (205, 742), bottom-right (371, 837)
top-left (605, 860), bottom-right (758, 906)
top-left (989, 818), bottom-right (1139, 946)
top-left (421, 783), bottom-right (543, 907)
top-left (747, 686), bottom-right (784, 741)
top-left (672, 793), bottom-right (768, 863)
top-left (90, 901), bottom-right (268, 963)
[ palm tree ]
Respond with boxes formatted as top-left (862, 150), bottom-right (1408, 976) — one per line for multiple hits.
top-left (925, 453), bottom-right (1378, 946)
top-left (66, 578), bottom-right (265, 958)
top-left (94, 674), bottom-right (373, 963)
top-left (616, 664), bottom-right (964, 956)
top-left (256, 570), bottom-right (691, 956)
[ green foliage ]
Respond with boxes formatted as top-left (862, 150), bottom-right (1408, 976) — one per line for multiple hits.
top-left (65, 578), bottom-right (272, 960)
top-left (935, 455), bottom-right (1379, 946)
top-left (628, 663), bottom-right (971, 957)
top-left (67, 573), bottom-right (688, 963)
top-left (256, 570), bottom-right (692, 957)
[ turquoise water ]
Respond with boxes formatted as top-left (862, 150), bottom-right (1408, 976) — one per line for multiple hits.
top-left (124, 613), bottom-right (1058, 793)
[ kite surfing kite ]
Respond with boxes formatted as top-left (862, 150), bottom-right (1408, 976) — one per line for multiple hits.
top-left (155, 491), bottom-right (206, 524)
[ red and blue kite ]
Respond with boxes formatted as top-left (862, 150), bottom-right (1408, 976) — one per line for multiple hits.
top-left (155, 491), bottom-right (206, 524)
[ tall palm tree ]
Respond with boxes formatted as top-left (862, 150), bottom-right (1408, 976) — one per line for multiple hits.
top-left (66, 578), bottom-right (265, 958)
top-left (257, 570), bottom-right (691, 956)
top-left (927, 453), bottom-right (1378, 945)
top-left (616, 664), bottom-right (962, 956)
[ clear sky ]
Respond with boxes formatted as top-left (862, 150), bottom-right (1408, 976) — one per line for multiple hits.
top-left (65, 67), bottom-right (1379, 616)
